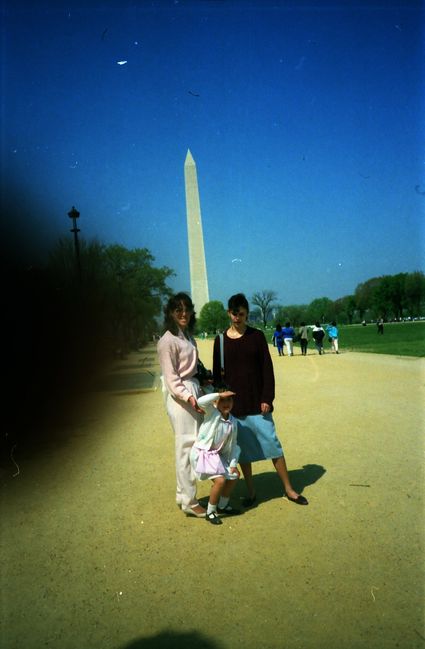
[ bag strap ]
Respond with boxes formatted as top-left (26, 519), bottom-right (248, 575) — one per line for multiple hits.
top-left (219, 333), bottom-right (224, 376)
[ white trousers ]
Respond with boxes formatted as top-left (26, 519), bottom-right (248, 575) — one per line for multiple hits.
top-left (284, 338), bottom-right (294, 356)
top-left (166, 379), bottom-right (203, 511)
top-left (331, 337), bottom-right (339, 352)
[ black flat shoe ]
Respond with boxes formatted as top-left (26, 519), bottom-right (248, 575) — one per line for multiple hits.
top-left (285, 494), bottom-right (308, 505)
top-left (217, 505), bottom-right (242, 516)
top-left (206, 511), bottom-right (223, 525)
top-left (242, 495), bottom-right (257, 508)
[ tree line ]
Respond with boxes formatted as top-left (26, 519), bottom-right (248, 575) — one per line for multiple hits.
top-left (45, 237), bottom-right (174, 356)
top-left (5, 237), bottom-right (173, 439)
top-left (7, 235), bottom-right (424, 406)
top-left (5, 231), bottom-right (423, 442)
top-left (197, 272), bottom-right (425, 332)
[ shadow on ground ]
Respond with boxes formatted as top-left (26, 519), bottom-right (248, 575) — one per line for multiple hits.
top-left (120, 630), bottom-right (223, 649)
top-left (0, 346), bottom-right (160, 469)
top-left (227, 463), bottom-right (327, 506)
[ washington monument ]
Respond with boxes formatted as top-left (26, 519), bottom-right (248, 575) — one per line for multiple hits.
top-left (184, 149), bottom-right (210, 314)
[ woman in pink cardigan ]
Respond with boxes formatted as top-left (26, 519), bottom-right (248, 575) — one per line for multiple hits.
top-left (157, 292), bottom-right (206, 518)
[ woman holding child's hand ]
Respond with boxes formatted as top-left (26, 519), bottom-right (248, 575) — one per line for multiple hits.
top-left (187, 395), bottom-right (205, 414)
top-left (157, 292), bottom-right (206, 518)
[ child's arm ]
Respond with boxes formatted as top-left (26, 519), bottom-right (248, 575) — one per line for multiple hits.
top-left (197, 392), bottom-right (219, 408)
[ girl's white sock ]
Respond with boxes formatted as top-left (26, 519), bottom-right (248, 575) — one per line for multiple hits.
top-left (218, 496), bottom-right (229, 509)
top-left (207, 502), bottom-right (217, 515)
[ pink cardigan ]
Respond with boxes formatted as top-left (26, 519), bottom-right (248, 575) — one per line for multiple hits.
top-left (157, 329), bottom-right (199, 402)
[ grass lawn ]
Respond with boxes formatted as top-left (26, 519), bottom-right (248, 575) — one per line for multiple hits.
top-left (203, 321), bottom-right (425, 357)
top-left (327, 321), bottom-right (425, 357)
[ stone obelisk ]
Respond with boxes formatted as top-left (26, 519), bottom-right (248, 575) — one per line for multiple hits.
top-left (184, 149), bottom-right (210, 314)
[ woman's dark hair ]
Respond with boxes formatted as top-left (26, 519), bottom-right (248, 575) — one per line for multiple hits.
top-left (315, 321), bottom-right (320, 327)
top-left (275, 323), bottom-right (282, 331)
top-left (285, 321), bottom-right (290, 327)
top-left (162, 292), bottom-right (196, 335)
top-left (300, 322), bottom-right (306, 327)
top-left (228, 293), bottom-right (249, 313)
top-left (331, 321), bottom-right (337, 326)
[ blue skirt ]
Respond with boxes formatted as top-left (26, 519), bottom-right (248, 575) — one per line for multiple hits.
top-left (236, 413), bottom-right (284, 463)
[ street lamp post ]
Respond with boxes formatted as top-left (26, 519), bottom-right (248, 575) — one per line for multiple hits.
top-left (68, 206), bottom-right (82, 283)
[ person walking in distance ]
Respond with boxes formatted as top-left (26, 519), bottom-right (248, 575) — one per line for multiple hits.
top-left (326, 321), bottom-right (339, 354)
top-left (272, 323), bottom-right (285, 356)
top-left (298, 322), bottom-right (309, 356)
top-left (311, 322), bottom-right (325, 355)
top-left (282, 321), bottom-right (296, 357)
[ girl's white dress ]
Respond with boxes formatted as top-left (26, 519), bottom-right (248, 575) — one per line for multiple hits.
top-left (190, 392), bottom-right (240, 480)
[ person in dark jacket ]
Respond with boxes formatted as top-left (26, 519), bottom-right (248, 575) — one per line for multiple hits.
top-left (212, 293), bottom-right (308, 507)
top-left (311, 322), bottom-right (325, 355)
top-left (298, 322), bottom-right (309, 356)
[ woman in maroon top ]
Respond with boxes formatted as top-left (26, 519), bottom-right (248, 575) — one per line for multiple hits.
top-left (213, 293), bottom-right (308, 507)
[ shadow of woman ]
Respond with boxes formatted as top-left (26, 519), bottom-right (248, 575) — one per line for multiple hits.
top-left (233, 463), bottom-right (326, 505)
top-left (120, 629), bottom-right (223, 649)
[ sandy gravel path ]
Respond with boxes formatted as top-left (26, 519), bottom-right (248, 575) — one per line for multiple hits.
top-left (2, 341), bottom-right (424, 649)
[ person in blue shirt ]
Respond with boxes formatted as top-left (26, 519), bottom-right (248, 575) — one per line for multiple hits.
top-left (272, 323), bottom-right (285, 356)
top-left (282, 321), bottom-right (295, 356)
top-left (326, 321), bottom-right (339, 354)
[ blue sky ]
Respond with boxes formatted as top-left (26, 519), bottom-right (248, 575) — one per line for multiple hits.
top-left (2, 0), bottom-right (424, 307)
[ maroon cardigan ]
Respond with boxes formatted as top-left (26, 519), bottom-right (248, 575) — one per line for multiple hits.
top-left (212, 326), bottom-right (275, 417)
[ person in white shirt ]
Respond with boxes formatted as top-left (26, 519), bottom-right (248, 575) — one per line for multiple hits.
top-left (190, 389), bottom-right (242, 525)
top-left (311, 322), bottom-right (326, 355)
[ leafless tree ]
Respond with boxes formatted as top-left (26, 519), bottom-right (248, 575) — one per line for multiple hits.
top-left (251, 290), bottom-right (278, 327)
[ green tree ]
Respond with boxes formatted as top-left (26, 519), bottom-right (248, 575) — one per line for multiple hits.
top-left (102, 244), bottom-right (174, 350)
top-left (198, 300), bottom-right (228, 334)
top-left (8, 238), bottom-right (174, 443)
top-left (333, 295), bottom-right (356, 324)
top-left (405, 271), bottom-right (425, 316)
top-left (354, 277), bottom-right (383, 319)
top-left (274, 304), bottom-right (308, 326)
top-left (390, 273), bottom-right (408, 319)
top-left (251, 290), bottom-right (278, 327)
top-left (48, 239), bottom-right (174, 355)
top-left (305, 297), bottom-right (335, 324)
top-left (358, 273), bottom-right (407, 320)
top-left (353, 272), bottom-right (425, 321)
top-left (373, 276), bottom-right (394, 320)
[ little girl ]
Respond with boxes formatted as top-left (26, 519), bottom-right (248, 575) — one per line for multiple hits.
top-left (190, 389), bottom-right (241, 525)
